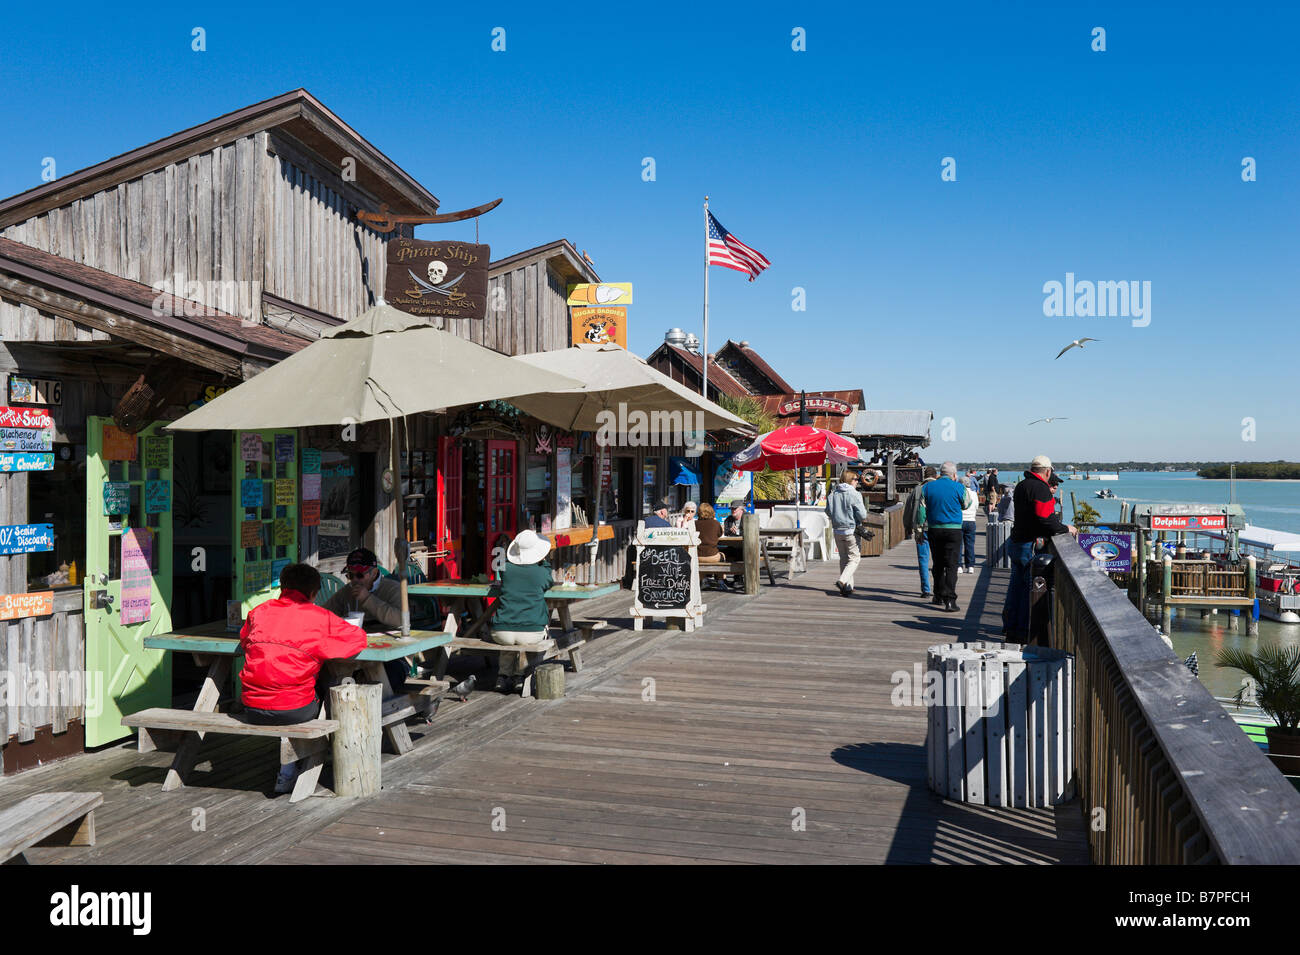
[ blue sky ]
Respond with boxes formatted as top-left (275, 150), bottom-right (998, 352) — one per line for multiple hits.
top-left (2, 1), bottom-right (1297, 462)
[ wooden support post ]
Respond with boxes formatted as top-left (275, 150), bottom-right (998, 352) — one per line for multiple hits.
top-left (1246, 555), bottom-right (1259, 636)
top-left (1162, 554), bottom-right (1172, 604)
top-left (742, 512), bottom-right (760, 596)
top-left (534, 663), bottom-right (565, 700)
top-left (330, 682), bottom-right (382, 797)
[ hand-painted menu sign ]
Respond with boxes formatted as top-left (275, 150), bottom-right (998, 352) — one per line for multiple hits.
top-left (102, 482), bottom-right (131, 515)
top-left (0, 427), bottom-right (52, 452)
top-left (385, 237), bottom-right (489, 320)
top-left (119, 527), bottom-right (153, 624)
top-left (145, 479), bottom-right (171, 513)
top-left (143, 436), bottom-right (170, 469)
top-left (240, 478), bottom-right (263, 507)
top-left (240, 433), bottom-right (263, 462)
top-left (274, 434), bottom-right (295, 463)
top-left (301, 448), bottom-right (320, 473)
top-left (301, 499), bottom-right (321, 526)
top-left (7, 376), bottom-right (61, 406)
top-left (244, 560), bottom-right (272, 593)
top-left (0, 523), bottom-right (54, 554)
top-left (102, 424), bottom-right (137, 461)
top-left (0, 406), bottom-right (54, 429)
top-left (274, 479), bottom-right (294, 506)
top-left (0, 591), bottom-right (54, 621)
top-left (240, 520), bottom-right (263, 548)
top-left (0, 452), bottom-right (53, 472)
top-left (273, 517), bottom-right (293, 545)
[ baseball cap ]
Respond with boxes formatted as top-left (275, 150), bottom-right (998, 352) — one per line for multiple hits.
top-left (345, 547), bottom-right (378, 572)
top-left (1030, 455), bottom-right (1053, 470)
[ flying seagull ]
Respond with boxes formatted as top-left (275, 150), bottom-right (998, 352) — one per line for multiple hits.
top-left (1028, 417), bottom-right (1069, 425)
top-left (1055, 338), bottom-right (1100, 359)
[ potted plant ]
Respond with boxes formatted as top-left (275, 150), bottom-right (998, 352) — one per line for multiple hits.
top-left (1216, 645), bottom-right (1300, 772)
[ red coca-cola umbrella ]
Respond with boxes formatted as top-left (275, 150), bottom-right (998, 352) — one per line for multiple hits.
top-left (732, 425), bottom-right (860, 472)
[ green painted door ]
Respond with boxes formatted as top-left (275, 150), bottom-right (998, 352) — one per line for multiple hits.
top-left (232, 429), bottom-right (298, 615)
top-left (84, 418), bottom-right (174, 747)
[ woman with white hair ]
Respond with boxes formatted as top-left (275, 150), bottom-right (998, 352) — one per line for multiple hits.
top-left (491, 529), bottom-right (554, 693)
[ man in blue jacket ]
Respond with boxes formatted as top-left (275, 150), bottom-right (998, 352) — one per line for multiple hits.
top-left (922, 462), bottom-right (971, 612)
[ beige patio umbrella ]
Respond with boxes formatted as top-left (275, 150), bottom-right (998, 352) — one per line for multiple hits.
top-left (167, 304), bottom-right (585, 634)
top-left (511, 344), bottom-right (750, 573)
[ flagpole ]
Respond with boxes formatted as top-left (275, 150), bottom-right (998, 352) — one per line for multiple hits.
top-left (702, 196), bottom-right (710, 399)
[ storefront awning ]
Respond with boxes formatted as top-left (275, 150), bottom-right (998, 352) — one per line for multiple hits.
top-left (511, 344), bottom-right (749, 433)
top-left (165, 304), bottom-right (585, 430)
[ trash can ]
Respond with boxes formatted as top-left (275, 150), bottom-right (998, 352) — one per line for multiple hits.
top-left (986, 521), bottom-right (1013, 569)
top-left (925, 641), bottom-right (1074, 808)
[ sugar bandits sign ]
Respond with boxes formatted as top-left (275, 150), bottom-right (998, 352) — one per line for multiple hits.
top-left (385, 238), bottom-right (488, 319)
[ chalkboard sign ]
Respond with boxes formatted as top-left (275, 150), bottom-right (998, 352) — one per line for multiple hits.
top-left (636, 544), bottom-right (691, 610)
top-left (630, 522), bottom-right (705, 631)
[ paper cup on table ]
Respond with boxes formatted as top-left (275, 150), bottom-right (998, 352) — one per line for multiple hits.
top-left (346, 612), bottom-right (366, 628)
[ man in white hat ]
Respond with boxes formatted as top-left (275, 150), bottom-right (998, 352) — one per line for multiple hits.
top-left (491, 529), bottom-right (554, 692)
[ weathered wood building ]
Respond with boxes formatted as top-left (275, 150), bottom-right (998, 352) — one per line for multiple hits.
top-left (0, 89), bottom-right (714, 774)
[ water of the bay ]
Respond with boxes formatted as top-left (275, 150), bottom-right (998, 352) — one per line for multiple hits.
top-left (1059, 470), bottom-right (1300, 699)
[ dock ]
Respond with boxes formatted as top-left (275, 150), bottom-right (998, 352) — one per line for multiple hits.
top-left (0, 519), bottom-right (1089, 865)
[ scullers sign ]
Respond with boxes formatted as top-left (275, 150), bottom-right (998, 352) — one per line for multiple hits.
top-left (385, 238), bottom-right (489, 319)
top-left (777, 396), bottom-right (853, 417)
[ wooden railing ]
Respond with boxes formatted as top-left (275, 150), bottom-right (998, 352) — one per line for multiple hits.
top-left (1049, 534), bottom-right (1300, 863)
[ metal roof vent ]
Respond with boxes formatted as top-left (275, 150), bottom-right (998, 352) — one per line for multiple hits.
top-left (683, 333), bottom-right (700, 354)
top-left (665, 328), bottom-right (688, 347)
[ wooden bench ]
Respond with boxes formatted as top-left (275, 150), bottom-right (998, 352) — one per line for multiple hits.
top-left (699, 560), bottom-right (777, 586)
top-left (430, 634), bottom-right (587, 697)
top-left (122, 708), bottom-right (339, 804)
top-left (1, 791), bottom-right (102, 864)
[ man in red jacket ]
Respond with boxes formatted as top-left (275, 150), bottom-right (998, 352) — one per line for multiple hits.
top-left (1003, 456), bottom-right (1077, 642)
top-left (240, 563), bottom-right (367, 725)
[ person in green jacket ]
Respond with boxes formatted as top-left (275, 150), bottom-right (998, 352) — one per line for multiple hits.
top-left (491, 529), bottom-right (555, 693)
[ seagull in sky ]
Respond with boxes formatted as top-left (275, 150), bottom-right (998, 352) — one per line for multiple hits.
top-left (1055, 338), bottom-right (1100, 359)
top-left (1028, 417), bottom-right (1069, 426)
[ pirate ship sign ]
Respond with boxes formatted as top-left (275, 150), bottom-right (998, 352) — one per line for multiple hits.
top-left (385, 237), bottom-right (489, 319)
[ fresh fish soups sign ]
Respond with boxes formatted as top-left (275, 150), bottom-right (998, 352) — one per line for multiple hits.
top-left (385, 238), bottom-right (488, 319)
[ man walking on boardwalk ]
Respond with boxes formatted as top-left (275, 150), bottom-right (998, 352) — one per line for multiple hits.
top-left (903, 466), bottom-right (937, 599)
top-left (1004, 455), bottom-right (1077, 641)
top-left (922, 462), bottom-right (969, 612)
top-left (825, 467), bottom-right (870, 596)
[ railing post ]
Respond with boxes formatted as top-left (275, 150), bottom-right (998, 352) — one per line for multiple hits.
top-left (1247, 555), bottom-right (1258, 636)
top-left (742, 512), bottom-right (760, 596)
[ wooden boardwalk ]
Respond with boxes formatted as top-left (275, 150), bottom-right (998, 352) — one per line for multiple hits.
top-left (3, 520), bottom-right (1089, 864)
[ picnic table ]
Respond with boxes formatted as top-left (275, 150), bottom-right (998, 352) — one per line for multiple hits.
top-left (141, 621), bottom-right (453, 789)
top-left (408, 580), bottom-right (618, 693)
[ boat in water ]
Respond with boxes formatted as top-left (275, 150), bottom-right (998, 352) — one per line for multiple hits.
top-left (1095, 488), bottom-right (1115, 499)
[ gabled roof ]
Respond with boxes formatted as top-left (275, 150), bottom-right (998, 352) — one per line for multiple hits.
top-left (0, 89), bottom-right (439, 229)
top-left (490, 239), bottom-right (600, 284)
top-left (0, 237), bottom-right (307, 374)
top-left (645, 342), bottom-right (749, 399)
top-left (713, 339), bottom-right (795, 394)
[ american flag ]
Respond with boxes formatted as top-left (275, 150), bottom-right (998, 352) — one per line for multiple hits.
top-left (707, 211), bottom-right (770, 281)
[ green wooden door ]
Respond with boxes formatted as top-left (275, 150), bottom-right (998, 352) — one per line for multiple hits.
top-left (84, 418), bottom-right (174, 747)
top-left (232, 429), bottom-right (298, 615)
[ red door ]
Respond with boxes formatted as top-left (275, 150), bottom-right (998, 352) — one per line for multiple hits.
top-left (485, 439), bottom-right (517, 579)
top-left (436, 436), bottom-right (462, 580)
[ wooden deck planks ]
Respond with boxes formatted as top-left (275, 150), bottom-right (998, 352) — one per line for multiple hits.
top-left (3, 517), bottom-right (1088, 864)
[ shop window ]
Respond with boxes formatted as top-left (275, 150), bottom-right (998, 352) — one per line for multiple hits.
top-left (317, 450), bottom-right (372, 561)
top-left (601, 456), bottom-right (635, 522)
top-left (27, 443), bottom-right (85, 591)
top-left (641, 460), bottom-right (659, 515)
top-left (524, 452), bottom-right (552, 532)
top-left (568, 451), bottom-right (590, 527)
top-left (400, 449), bottom-right (437, 546)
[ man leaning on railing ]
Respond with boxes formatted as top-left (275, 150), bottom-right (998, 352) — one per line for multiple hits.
top-left (1003, 455), bottom-right (1077, 642)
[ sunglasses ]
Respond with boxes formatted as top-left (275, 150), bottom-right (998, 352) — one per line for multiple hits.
top-left (345, 569), bottom-right (371, 580)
